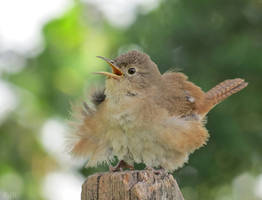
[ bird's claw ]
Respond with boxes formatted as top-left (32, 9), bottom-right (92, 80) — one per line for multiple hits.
top-left (110, 160), bottom-right (134, 172)
top-left (145, 166), bottom-right (168, 175)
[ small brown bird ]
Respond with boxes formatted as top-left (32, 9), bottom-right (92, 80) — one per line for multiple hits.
top-left (68, 50), bottom-right (248, 171)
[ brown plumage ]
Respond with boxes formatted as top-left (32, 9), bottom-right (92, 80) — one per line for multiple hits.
top-left (68, 50), bottom-right (248, 171)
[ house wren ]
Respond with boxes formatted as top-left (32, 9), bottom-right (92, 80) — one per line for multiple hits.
top-left (68, 50), bottom-right (248, 171)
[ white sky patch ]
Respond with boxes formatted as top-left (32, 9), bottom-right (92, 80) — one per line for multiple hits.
top-left (40, 118), bottom-right (85, 168)
top-left (255, 174), bottom-right (262, 199)
top-left (233, 172), bottom-right (261, 200)
top-left (0, 79), bottom-right (18, 124)
top-left (83, 0), bottom-right (161, 27)
top-left (0, 52), bottom-right (26, 75)
top-left (0, 0), bottom-right (160, 54)
top-left (42, 171), bottom-right (83, 200)
top-left (0, 0), bottom-right (73, 54)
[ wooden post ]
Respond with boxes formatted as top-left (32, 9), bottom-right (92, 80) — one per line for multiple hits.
top-left (81, 170), bottom-right (184, 200)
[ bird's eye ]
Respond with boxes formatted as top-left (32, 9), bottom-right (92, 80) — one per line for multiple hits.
top-left (127, 67), bottom-right (136, 75)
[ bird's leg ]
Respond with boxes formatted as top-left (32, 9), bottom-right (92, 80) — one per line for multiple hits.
top-left (109, 160), bottom-right (134, 172)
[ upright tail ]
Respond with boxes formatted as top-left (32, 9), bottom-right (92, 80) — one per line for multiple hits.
top-left (198, 78), bottom-right (248, 116)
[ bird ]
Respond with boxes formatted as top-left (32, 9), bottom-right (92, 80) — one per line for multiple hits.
top-left (68, 50), bottom-right (248, 172)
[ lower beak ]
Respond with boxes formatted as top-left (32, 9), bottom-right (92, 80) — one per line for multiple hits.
top-left (95, 56), bottom-right (123, 80)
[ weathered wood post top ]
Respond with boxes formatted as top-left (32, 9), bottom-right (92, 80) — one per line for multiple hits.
top-left (81, 170), bottom-right (184, 200)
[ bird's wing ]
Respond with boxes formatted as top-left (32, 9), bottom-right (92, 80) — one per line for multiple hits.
top-left (160, 72), bottom-right (206, 117)
top-left (161, 72), bottom-right (248, 117)
top-left (67, 88), bottom-right (109, 165)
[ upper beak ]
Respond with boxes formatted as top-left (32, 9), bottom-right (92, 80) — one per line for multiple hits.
top-left (95, 56), bottom-right (123, 80)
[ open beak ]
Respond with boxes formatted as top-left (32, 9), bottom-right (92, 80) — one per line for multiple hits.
top-left (95, 56), bottom-right (123, 80)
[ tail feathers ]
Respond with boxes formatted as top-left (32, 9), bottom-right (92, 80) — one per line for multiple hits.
top-left (198, 78), bottom-right (248, 115)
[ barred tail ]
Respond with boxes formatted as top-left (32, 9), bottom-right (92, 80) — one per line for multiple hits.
top-left (198, 78), bottom-right (248, 115)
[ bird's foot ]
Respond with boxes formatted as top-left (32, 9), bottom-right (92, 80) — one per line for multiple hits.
top-left (109, 160), bottom-right (134, 172)
top-left (145, 166), bottom-right (168, 175)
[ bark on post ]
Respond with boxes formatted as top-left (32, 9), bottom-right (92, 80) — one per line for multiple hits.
top-left (81, 170), bottom-right (184, 200)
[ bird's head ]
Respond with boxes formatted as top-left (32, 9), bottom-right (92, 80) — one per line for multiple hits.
top-left (95, 50), bottom-right (162, 97)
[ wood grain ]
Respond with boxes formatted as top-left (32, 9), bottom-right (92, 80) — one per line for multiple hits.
top-left (81, 170), bottom-right (184, 200)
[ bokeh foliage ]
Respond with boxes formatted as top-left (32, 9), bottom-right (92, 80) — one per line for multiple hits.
top-left (1, 0), bottom-right (262, 199)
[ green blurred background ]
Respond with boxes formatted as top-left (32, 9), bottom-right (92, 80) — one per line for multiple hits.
top-left (0, 0), bottom-right (261, 199)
